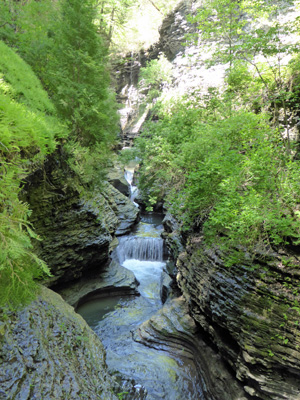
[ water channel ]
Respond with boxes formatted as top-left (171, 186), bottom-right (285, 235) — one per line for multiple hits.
top-left (77, 167), bottom-right (204, 400)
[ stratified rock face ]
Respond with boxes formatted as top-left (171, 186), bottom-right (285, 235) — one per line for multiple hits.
top-left (176, 236), bottom-right (300, 400)
top-left (58, 259), bottom-right (138, 308)
top-left (158, 0), bottom-right (196, 62)
top-left (102, 183), bottom-right (139, 237)
top-left (134, 296), bottom-right (247, 400)
top-left (22, 155), bottom-right (139, 286)
top-left (0, 287), bottom-right (118, 400)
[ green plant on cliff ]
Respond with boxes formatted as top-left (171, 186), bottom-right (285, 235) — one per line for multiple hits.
top-left (189, 0), bottom-right (299, 145)
top-left (0, 41), bottom-right (65, 309)
top-left (0, 0), bottom-right (58, 86)
top-left (139, 54), bottom-right (173, 101)
top-left (136, 89), bottom-right (300, 263)
top-left (135, 0), bottom-right (300, 264)
top-left (1, 0), bottom-right (119, 179)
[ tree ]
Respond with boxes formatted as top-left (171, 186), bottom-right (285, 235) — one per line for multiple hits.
top-left (47, 0), bottom-right (118, 147)
top-left (190, 0), bottom-right (298, 149)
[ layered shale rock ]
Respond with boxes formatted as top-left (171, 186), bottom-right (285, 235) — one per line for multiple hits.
top-left (57, 259), bottom-right (138, 308)
top-left (134, 296), bottom-right (247, 400)
top-left (0, 287), bottom-right (118, 400)
top-left (175, 236), bottom-right (300, 399)
top-left (22, 154), bottom-right (139, 286)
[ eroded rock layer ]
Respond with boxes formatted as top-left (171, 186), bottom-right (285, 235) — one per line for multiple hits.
top-left (0, 287), bottom-right (118, 400)
top-left (22, 154), bottom-right (139, 286)
top-left (175, 236), bottom-right (300, 399)
top-left (134, 296), bottom-right (247, 400)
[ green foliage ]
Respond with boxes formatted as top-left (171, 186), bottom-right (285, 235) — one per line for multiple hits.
top-left (0, 0), bottom-right (58, 84)
top-left (0, 41), bottom-right (65, 309)
top-left (189, 0), bottom-right (296, 68)
top-left (64, 140), bottom-right (113, 187)
top-left (1, 0), bottom-right (119, 187)
top-left (47, 0), bottom-right (119, 147)
top-left (117, 392), bottom-right (129, 400)
top-left (1, 0), bottom-right (119, 149)
top-left (136, 90), bottom-right (300, 263)
top-left (106, 0), bottom-right (180, 53)
top-left (189, 0), bottom-right (299, 131)
top-left (0, 40), bottom-right (55, 114)
top-left (139, 54), bottom-right (173, 101)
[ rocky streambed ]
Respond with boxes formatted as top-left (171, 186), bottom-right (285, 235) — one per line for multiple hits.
top-left (75, 213), bottom-right (205, 400)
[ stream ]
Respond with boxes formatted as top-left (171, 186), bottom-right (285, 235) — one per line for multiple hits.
top-left (77, 168), bottom-right (204, 400)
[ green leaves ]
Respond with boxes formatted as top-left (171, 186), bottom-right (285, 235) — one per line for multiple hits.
top-left (48, 0), bottom-right (118, 147)
top-left (0, 41), bottom-right (61, 309)
top-left (139, 54), bottom-right (173, 101)
top-left (136, 88), bottom-right (300, 263)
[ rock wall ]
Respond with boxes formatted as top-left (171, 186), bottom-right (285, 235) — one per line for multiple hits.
top-left (173, 235), bottom-right (300, 399)
top-left (22, 152), bottom-right (139, 286)
top-left (0, 287), bottom-right (119, 400)
top-left (134, 296), bottom-right (247, 400)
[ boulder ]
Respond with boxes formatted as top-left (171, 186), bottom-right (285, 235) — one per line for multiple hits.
top-left (107, 164), bottom-right (130, 197)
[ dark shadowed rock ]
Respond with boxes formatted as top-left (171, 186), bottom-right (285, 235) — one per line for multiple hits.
top-left (175, 236), bottom-right (300, 400)
top-left (57, 259), bottom-right (138, 308)
top-left (22, 155), bottom-right (139, 286)
top-left (158, 0), bottom-right (196, 61)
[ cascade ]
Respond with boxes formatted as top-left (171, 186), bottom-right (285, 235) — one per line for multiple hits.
top-left (77, 165), bottom-right (205, 400)
top-left (124, 167), bottom-right (139, 205)
top-left (117, 236), bottom-right (163, 263)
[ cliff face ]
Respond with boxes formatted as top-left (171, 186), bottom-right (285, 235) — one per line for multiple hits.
top-left (173, 235), bottom-right (300, 399)
top-left (22, 153), bottom-right (139, 286)
top-left (0, 287), bottom-right (118, 400)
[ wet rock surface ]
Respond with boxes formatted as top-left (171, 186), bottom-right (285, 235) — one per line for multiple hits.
top-left (57, 259), bottom-right (138, 308)
top-left (134, 296), bottom-right (247, 400)
top-left (0, 287), bottom-right (118, 400)
top-left (175, 236), bottom-right (300, 400)
top-left (80, 293), bottom-right (203, 400)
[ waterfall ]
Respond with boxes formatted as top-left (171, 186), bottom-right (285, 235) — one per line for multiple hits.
top-left (117, 236), bottom-right (163, 264)
top-left (124, 168), bottom-right (139, 205)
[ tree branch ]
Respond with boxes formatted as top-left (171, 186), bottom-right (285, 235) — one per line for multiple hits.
top-left (146, 0), bottom-right (162, 14)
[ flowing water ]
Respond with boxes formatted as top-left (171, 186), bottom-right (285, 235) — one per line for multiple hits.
top-left (77, 170), bottom-right (204, 399)
top-left (124, 162), bottom-right (139, 206)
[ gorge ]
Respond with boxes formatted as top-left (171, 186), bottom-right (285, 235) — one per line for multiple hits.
top-left (1, 0), bottom-right (300, 399)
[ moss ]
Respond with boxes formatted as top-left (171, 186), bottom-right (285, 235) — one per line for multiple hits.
top-left (156, 355), bottom-right (178, 382)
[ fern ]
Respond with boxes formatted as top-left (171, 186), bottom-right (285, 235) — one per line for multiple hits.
top-left (0, 41), bottom-right (63, 309)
